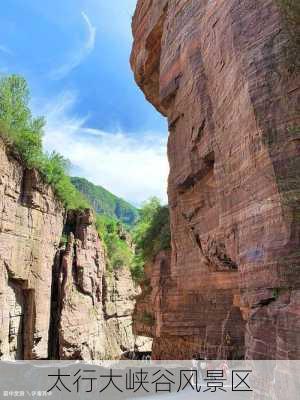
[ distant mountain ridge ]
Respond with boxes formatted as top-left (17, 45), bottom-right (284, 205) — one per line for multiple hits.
top-left (71, 177), bottom-right (139, 226)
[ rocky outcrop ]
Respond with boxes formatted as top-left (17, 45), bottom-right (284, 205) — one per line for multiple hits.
top-left (131, 0), bottom-right (300, 359)
top-left (103, 267), bottom-right (152, 358)
top-left (48, 209), bottom-right (105, 359)
top-left (133, 251), bottom-right (171, 340)
top-left (50, 209), bottom-right (151, 360)
top-left (0, 139), bottom-right (150, 359)
top-left (0, 139), bottom-right (64, 359)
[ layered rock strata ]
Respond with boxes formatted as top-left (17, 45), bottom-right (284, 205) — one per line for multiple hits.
top-left (0, 139), bottom-right (64, 359)
top-left (131, 0), bottom-right (300, 359)
top-left (50, 210), bottom-right (150, 359)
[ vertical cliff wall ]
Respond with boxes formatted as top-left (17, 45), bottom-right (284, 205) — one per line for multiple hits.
top-left (133, 251), bottom-right (172, 341)
top-left (0, 139), bottom-right (150, 360)
top-left (131, 0), bottom-right (300, 359)
top-left (50, 209), bottom-right (150, 360)
top-left (0, 139), bottom-right (64, 359)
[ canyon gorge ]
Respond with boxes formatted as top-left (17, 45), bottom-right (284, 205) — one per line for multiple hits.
top-left (0, 0), bottom-right (299, 361)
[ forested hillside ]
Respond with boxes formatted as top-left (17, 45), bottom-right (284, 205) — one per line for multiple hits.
top-left (71, 176), bottom-right (139, 226)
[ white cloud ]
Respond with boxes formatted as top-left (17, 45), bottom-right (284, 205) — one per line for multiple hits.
top-left (49, 12), bottom-right (96, 80)
top-left (40, 91), bottom-right (169, 205)
top-left (81, 12), bottom-right (96, 51)
top-left (0, 45), bottom-right (13, 56)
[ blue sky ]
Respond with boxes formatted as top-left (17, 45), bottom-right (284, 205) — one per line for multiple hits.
top-left (0, 0), bottom-right (168, 205)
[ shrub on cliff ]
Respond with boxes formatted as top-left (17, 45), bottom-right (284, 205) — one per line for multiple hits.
top-left (131, 197), bottom-right (171, 281)
top-left (40, 152), bottom-right (89, 209)
top-left (96, 214), bottom-right (133, 270)
top-left (0, 74), bottom-right (88, 210)
top-left (0, 75), bottom-right (45, 166)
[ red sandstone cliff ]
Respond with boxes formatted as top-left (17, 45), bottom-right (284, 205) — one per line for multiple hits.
top-left (131, 0), bottom-right (300, 359)
top-left (0, 139), bottom-right (150, 360)
top-left (0, 139), bottom-right (64, 359)
top-left (50, 210), bottom-right (150, 360)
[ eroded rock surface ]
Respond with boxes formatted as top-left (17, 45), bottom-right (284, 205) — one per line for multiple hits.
top-left (131, 0), bottom-right (300, 359)
top-left (103, 267), bottom-right (152, 357)
top-left (50, 210), bottom-right (151, 360)
top-left (0, 139), bottom-right (64, 359)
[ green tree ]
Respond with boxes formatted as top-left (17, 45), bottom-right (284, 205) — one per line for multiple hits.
top-left (96, 214), bottom-right (133, 271)
top-left (0, 74), bottom-right (45, 166)
top-left (0, 74), bottom-right (89, 210)
top-left (41, 152), bottom-right (70, 185)
top-left (131, 197), bottom-right (171, 282)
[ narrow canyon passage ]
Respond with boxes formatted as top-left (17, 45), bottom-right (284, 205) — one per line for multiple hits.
top-left (0, 0), bottom-right (299, 361)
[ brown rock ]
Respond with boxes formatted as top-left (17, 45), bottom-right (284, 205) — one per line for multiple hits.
top-left (0, 139), bottom-right (64, 359)
top-left (103, 267), bottom-right (152, 357)
top-left (49, 210), bottom-right (105, 359)
top-left (131, 0), bottom-right (300, 359)
top-left (50, 210), bottom-right (151, 360)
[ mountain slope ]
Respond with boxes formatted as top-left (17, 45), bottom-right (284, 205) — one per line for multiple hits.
top-left (71, 177), bottom-right (139, 226)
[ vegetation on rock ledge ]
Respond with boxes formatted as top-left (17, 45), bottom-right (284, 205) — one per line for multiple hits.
top-left (96, 197), bottom-right (171, 279)
top-left (0, 74), bottom-right (88, 209)
top-left (131, 197), bottom-right (171, 282)
top-left (96, 214), bottom-right (133, 271)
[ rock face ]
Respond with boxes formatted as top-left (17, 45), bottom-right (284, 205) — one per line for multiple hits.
top-left (131, 0), bottom-right (300, 359)
top-left (103, 267), bottom-right (152, 358)
top-left (0, 139), bottom-right (150, 360)
top-left (133, 251), bottom-right (172, 341)
top-left (49, 209), bottom-right (105, 360)
top-left (50, 209), bottom-right (150, 360)
top-left (0, 139), bottom-right (64, 359)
